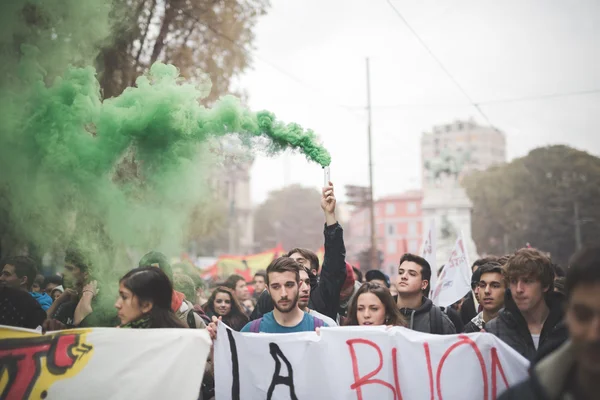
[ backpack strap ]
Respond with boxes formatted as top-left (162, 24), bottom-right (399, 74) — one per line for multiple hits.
top-left (313, 316), bottom-right (325, 329)
top-left (249, 318), bottom-right (262, 333)
top-left (187, 310), bottom-right (196, 329)
top-left (430, 305), bottom-right (443, 335)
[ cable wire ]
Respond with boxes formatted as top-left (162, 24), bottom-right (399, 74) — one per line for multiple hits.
top-left (385, 0), bottom-right (495, 126)
top-left (179, 8), bottom-right (364, 119)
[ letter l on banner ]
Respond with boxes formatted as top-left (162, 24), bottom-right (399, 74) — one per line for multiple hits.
top-left (431, 232), bottom-right (472, 308)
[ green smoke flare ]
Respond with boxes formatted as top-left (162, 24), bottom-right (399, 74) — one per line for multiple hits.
top-left (0, 0), bottom-right (330, 325)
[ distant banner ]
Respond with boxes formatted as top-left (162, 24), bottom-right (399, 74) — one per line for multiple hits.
top-left (202, 245), bottom-right (284, 280)
top-left (421, 220), bottom-right (438, 295)
top-left (432, 233), bottom-right (473, 308)
top-left (214, 324), bottom-right (529, 400)
top-left (0, 326), bottom-right (211, 400)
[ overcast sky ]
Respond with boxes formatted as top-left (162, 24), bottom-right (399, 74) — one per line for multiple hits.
top-left (236, 0), bottom-right (600, 205)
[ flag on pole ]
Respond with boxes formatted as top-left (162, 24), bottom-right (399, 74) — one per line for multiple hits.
top-left (431, 232), bottom-right (472, 307)
top-left (420, 221), bottom-right (437, 296)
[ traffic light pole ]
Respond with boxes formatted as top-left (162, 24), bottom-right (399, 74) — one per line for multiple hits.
top-left (366, 57), bottom-right (378, 270)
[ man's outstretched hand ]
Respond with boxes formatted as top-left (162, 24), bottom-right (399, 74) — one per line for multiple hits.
top-left (321, 182), bottom-right (337, 226)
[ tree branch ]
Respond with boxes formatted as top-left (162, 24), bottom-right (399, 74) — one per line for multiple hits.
top-left (149, 0), bottom-right (181, 65)
top-left (131, 0), bottom-right (158, 86)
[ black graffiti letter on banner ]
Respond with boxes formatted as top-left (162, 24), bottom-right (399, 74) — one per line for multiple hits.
top-left (267, 343), bottom-right (298, 400)
top-left (226, 328), bottom-right (240, 400)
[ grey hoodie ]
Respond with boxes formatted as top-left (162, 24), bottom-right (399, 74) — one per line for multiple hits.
top-left (396, 295), bottom-right (456, 334)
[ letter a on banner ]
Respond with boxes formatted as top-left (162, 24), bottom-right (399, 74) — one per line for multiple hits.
top-left (420, 221), bottom-right (437, 296)
top-left (431, 232), bottom-right (472, 308)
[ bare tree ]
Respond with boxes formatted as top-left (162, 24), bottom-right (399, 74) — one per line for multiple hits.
top-left (98, 0), bottom-right (269, 101)
top-left (254, 185), bottom-right (324, 252)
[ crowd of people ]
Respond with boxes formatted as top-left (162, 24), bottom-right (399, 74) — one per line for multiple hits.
top-left (1, 182), bottom-right (598, 400)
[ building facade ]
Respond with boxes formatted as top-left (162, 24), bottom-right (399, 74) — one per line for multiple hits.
top-left (346, 191), bottom-right (423, 278)
top-left (421, 118), bottom-right (506, 186)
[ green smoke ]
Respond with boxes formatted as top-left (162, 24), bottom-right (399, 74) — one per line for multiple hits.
top-left (0, 0), bottom-right (330, 324)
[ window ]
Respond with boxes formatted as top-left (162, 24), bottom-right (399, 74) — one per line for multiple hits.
top-left (387, 240), bottom-right (397, 254)
top-left (387, 224), bottom-right (395, 236)
top-left (407, 202), bottom-right (417, 214)
top-left (408, 240), bottom-right (418, 253)
top-left (408, 222), bottom-right (417, 236)
top-left (386, 203), bottom-right (396, 215)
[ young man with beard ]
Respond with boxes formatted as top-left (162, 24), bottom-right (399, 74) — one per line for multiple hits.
top-left (464, 262), bottom-right (506, 332)
top-left (208, 257), bottom-right (327, 337)
top-left (499, 245), bottom-right (600, 400)
top-left (486, 248), bottom-right (568, 362)
top-left (44, 249), bottom-right (110, 330)
top-left (241, 257), bottom-right (328, 333)
top-left (250, 182), bottom-right (347, 322)
top-left (394, 253), bottom-right (456, 334)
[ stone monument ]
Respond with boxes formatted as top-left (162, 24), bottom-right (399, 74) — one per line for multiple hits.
top-left (422, 149), bottom-right (479, 270)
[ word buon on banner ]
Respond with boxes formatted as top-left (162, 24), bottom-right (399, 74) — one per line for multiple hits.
top-left (214, 324), bottom-right (529, 400)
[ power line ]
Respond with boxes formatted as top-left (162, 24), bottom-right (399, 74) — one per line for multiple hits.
top-left (476, 88), bottom-right (600, 106)
top-left (343, 88), bottom-right (600, 110)
top-left (178, 8), bottom-right (364, 119)
top-left (385, 0), bottom-right (494, 126)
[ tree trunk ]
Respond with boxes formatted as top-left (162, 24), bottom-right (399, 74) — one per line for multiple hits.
top-left (149, 0), bottom-right (181, 64)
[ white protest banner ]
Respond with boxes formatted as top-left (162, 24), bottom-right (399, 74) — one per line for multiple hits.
top-left (420, 220), bottom-right (437, 295)
top-left (431, 232), bottom-right (473, 308)
top-left (0, 325), bottom-right (211, 399)
top-left (215, 323), bottom-right (529, 400)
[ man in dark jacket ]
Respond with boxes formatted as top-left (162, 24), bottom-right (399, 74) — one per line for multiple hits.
top-left (395, 253), bottom-right (455, 334)
top-left (0, 255), bottom-right (53, 311)
top-left (464, 262), bottom-right (506, 333)
top-left (499, 244), bottom-right (600, 400)
top-left (250, 182), bottom-right (347, 321)
top-left (486, 248), bottom-right (567, 362)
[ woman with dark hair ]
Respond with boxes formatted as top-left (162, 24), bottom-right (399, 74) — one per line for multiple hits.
top-left (115, 267), bottom-right (186, 329)
top-left (202, 286), bottom-right (248, 331)
top-left (345, 282), bottom-right (406, 327)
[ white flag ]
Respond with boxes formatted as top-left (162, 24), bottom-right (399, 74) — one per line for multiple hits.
top-left (420, 220), bottom-right (437, 296)
top-left (431, 232), bottom-right (472, 307)
top-left (0, 325), bottom-right (211, 400)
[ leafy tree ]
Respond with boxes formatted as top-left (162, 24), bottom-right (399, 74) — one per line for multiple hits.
top-left (254, 185), bottom-right (324, 252)
top-left (464, 145), bottom-right (600, 264)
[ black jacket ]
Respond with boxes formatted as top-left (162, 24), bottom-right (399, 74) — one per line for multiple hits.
top-left (499, 341), bottom-right (577, 400)
top-left (0, 286), bottom-right (47, 329)
top-left (485, 290), bottom-right (568, 362)
top-left (460, 291), bottom-right (479, 325)
top-left (445, 306), bottom-right (464, 332)
top-left (394, 295), bottom-right (456, 334)
top-left (250, 222), bottom-right (347, 321)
